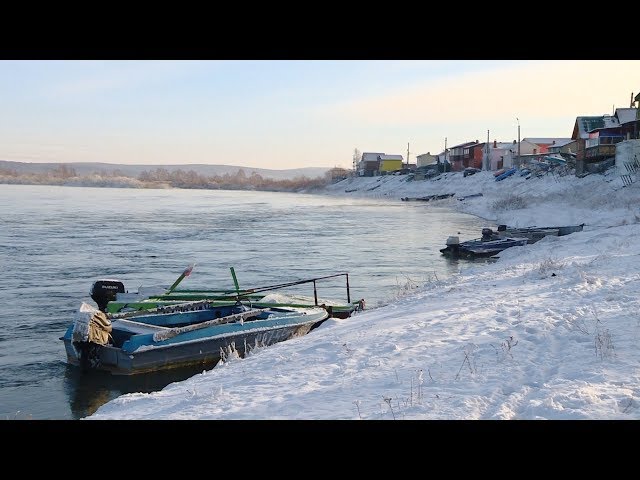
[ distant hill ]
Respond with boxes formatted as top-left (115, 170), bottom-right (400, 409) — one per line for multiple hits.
top-left (0, 160), bottom-right (331, 181)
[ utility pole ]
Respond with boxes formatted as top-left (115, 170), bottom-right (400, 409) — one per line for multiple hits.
top-left (406, 142), bottom-right (410, 168)
top-left (517, 118), bottom-right (521, 166)
top-left (485, 129), bottom-right (490, 170)
top-left (444, 137), bottom-right (447, 172)
top-left (352, 148), bottom-right (360, 175)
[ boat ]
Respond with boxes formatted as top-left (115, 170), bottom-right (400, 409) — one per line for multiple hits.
top-left (487, 226), bottom-right (560, 244)
top-left (401, 193), bottom-right (454, 202)
top-left (495, 167), bottom-right (517, 182)
top-left (91, 268), bottom-right (365, 320)
top-left (457, 193), bottom-right (483, 201)
top-left (439, 234), bottom-right (528, 258)
top-left (60, 300), bottom-right (329, 375)
top-left (440, 223), bottom-right (584, 258)
top-left (492, 223), bottom-right (585, 244)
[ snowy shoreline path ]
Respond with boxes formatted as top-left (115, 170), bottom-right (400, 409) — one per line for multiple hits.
top-left (89, 171), bottom-right (640, 419)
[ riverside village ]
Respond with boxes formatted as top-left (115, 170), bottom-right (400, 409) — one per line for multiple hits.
top-left (335, 91), bottom-right (640, 186)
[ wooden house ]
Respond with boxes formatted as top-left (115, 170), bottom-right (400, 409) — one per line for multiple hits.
top-left (448, 141), bottom-right (478, 172)
top-left (468, 142), bottom-right (487, 170)
top-left (572, 108), bottom-right (638, 174)
top-left (357, 152), bottom-right (384, 177)
top-left (416, 152), bottom-right (437, 168)
top-left (378, 154), bottom-right (404, 174)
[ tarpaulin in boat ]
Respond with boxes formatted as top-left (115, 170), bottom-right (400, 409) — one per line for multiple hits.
top-left (72, 302), bottom-right (112, 345)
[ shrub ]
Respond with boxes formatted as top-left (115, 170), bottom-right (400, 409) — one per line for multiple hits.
top-left (491, 194), bottom-right (526, 211)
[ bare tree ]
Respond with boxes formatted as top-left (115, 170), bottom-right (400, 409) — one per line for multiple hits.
top-left (353, 148), bottom-right (361, 173)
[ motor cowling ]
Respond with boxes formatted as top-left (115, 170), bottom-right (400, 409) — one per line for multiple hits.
top-left (90, 280), bottom-right (125, 312)
top-left (481, 228), bottom-right (496, 240)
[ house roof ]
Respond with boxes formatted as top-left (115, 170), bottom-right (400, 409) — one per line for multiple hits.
top-left (548, 139), bottom-right (575, 148)
top-left (572, 110), bottom-right (638, 139)
top-left (379, 154), bottom-right (403, 161)
top-left (360, 153), bottom-right (384, 164)
top-left (493, 143), bottom-right (517, 150)
top-left (522, 138), bottom-right (573, 146)
top-left (616, 107), bottom-right (638, 124)
top-left (573, 116), bottom-right (610, 139)
top-left (449, 141), bottom-right (478, 150)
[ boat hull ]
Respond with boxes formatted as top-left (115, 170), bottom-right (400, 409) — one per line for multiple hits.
top-left (61, 306), bottom-right (328, 375)
top-left (495, 224), bottom-right (584, 243)
top-left (441, 224), bottom-right (585, 258)
top-left (440, 237), bottom-right (528, 258)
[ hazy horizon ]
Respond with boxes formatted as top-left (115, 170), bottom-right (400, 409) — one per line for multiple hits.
top-left (0, 158), bottom-right (333, 171)
top-left (1, 60), bottom-right (638, 170)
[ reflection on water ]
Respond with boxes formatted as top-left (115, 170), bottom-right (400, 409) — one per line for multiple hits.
top-left (63, 363), bottom-right (216, 419)
top-left (442, 255), bottom-right (499, 268)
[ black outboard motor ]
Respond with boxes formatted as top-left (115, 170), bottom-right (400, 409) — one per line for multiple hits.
top-left (481, 228), bottom-right (495, 241)
top-left (90, 280), bottom-right (125, 312)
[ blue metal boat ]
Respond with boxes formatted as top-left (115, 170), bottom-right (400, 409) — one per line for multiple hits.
top-left (61, 300), bottom-right (329, 375)
top-left (493, 223), bottom-right (584, 243)
top-left (440, 235), bottom-right (528, 258)
top-left (440, 223), bottom-right (584, 258)
top-left (495, 167), bottom-right (518, 182)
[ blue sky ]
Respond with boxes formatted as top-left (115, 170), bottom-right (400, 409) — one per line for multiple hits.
top-left (1, 60), bottom-right (638, 170)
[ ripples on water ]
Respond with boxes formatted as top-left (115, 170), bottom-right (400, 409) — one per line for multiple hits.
top-left (0, 185), bottom-right (491, 419)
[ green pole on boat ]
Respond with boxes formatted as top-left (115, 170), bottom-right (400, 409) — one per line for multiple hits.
top-left (230, 266), bottom-right (241, 296)
top-left (167, 264), bottom-right (195, 294)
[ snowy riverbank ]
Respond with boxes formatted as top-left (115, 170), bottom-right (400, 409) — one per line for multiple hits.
top-left (88, 169), bottom-right (640, 419)
top-left (323, 169), bottom-right (638, 230)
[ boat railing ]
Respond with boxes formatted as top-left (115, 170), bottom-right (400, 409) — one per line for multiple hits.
top-left (228, 272), bottom-right (353, 306)
top-left (162, 272), bottom-right (354, 307)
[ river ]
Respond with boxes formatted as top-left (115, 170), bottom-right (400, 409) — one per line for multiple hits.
top-left (0, 184), bottom-right (490, 419)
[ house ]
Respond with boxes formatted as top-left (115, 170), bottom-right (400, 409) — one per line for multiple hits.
top-left (448, 141), bottom-right (478, 172)
top-left (357, 152), bottom-right (384, 177)
top-left (547, 139), bottom-right (577, 155)
top-left (378, 154), bottom-right (404, 174)
top-left (521, 138), bottom-right (573, 155)
top-left (416, 152), bottom-right (437, 168)
top-left (413, 164), bottom-right (440, 180)
top-left (469, 142), bottom-right (490, 170)
top-left (488, 140), bottom-right (518, 170)
top-left (433, 150), bottom-right (451, 172)
top-left (572, 108), bottom-right (639, 175)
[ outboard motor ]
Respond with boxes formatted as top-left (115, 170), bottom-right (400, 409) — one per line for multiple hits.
top-left (497, 224), bottom-right (507, 232)
top-left (446, 236), bottom-right (460, 246)
top-left (481, 228), bottom-right (495, 241)
top-left (90, 280), bottom-right (125, 312)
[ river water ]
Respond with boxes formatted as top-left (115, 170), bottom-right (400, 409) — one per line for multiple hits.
top-left (0, 184), bottom-right (490, 419)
